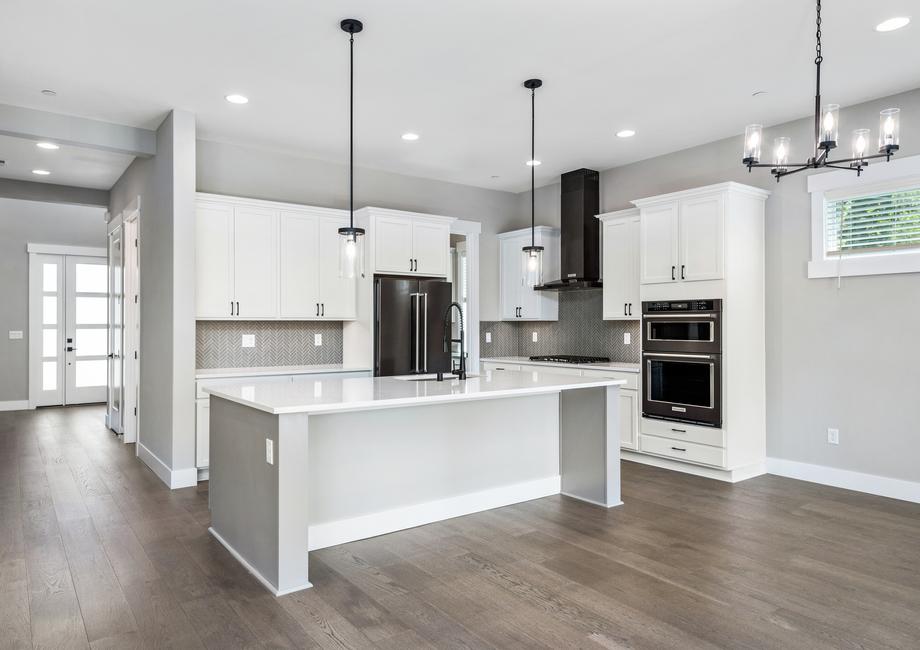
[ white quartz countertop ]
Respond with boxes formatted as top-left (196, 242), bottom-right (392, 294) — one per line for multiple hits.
top-left (195, 364), bottom-right (371, 380)
top-left (204, 369), bottom-right (626, 415)
top-left (481, 356), bottom-right (640, 374)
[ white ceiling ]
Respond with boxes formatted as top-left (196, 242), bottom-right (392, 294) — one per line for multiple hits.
top-left (0, 134), bottom-right (134, 189)
top-left (1, 0), bottom-right (918, 193)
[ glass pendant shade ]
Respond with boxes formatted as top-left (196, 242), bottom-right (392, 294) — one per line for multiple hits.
top-left (522, 246), bottom-right (543, 288)
top-left (820, 104), bottom-right (839, 147)
top-left (851, 128), bottom-right (870, 161)
top-left (879, 108), bottom-right (901, 151)
top-left (338, 228), bottom-right (364, 279)
top-left (772, 136), bottom-right (790, 171)
top-left (743, 124), bottom-right (763, 163)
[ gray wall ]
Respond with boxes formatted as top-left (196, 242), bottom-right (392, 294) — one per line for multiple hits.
top-left (514, 88), bottom-right (920, 484)
top-left (196, 139), bottom-right (520, 321)
top-left (109, 110), bottom-right (197, 474)
top-left (0, 178), bottom-right (109, 207)
top-left (0, 197), bottom-right (106, 402)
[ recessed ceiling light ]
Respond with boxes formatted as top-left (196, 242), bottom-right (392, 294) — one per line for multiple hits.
top-left (876, 17), bottom-right (910, 32)
top-left (32, 169), bottom-right (51, 175)
top-left (225, 94), bottom-right (249, 104)
top-left (526, 159), bottom-right (541, 166)
top-left (616, 129), bottom-right (636, 138)
top-left (40, 89), bottom-right (56, 96)
top-left (401, 132), bottom-right (420, 141)
top-left (36, 142), bottom-right (60, 150)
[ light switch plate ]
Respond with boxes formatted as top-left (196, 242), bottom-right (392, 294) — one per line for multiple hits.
top-left (827, 428), bottom-right (839, 445)
top-left (485, 332), bottom-right (492, 343)
top-left (8, 330), bottom-right (23, 340)
top-left (241, 334), bottom-right (255, 348)
top-left (623, 332), bottom-right (631, 345)
top-left (265, 438), bottom-right (274, 464)
top-left (314, 333), bottom-right (322, 346)
top-left (532, 331), bottom-right (538, 342)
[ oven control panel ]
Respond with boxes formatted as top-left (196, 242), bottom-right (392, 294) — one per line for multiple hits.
top-left (643, 299), bottom-right (721, 313)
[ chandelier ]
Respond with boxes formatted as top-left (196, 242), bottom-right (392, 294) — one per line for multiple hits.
top-left (742, 0), bottom-right (901, 181)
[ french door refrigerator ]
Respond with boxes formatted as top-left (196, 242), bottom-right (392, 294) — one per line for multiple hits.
top-left (374, 276), bottom-right (452, 377)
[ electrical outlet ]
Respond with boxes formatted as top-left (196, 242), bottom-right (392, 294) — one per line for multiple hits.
top-left (532, 331), bottom-right (538, 342)
top-left (8, 330), bottom-right (23, 340)
top-left (485, 332), bottom-right (492, 343)
top-left (265, 438), bottom-right (274, 464)
top-left (314, 333), bottom-right (322, 346)
top-left (241, 334), bottom-right (255, 348)
top-left (623, 332), bottom-right (631, 345)
top-left (827, 428), bottom-right (839, 445)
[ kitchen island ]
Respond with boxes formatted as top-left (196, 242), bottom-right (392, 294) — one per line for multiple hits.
top-left (205, 369), bottom-right (625, 595)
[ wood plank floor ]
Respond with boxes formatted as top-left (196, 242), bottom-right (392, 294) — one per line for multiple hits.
top-left (2, 405), bottom-right (919, 649)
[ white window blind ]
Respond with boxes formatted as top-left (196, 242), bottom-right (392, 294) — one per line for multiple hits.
top-left (825, 185), bottom-right (920, 255)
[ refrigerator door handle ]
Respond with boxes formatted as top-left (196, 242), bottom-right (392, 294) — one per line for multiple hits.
top-left (413, 293), bottom-right (420, 373)
top-left (374, 280), bottom-right (382, 374)
top-left (423, 293), bottom-right (428, 373)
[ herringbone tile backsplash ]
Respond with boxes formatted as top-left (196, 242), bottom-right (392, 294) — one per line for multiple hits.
top-left (480, 291), bottom-right (640, 362)
top-left (196, 321), bottom-right (343, 369)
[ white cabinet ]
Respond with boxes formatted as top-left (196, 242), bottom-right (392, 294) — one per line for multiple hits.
top-left (196, 194), bottom-right (356, 321)
top-left (635, 190), bottom-right (725, 286)
top-left (618, 389), bottom-right (639, 450)
top-left (279, 212), bottom-right (357, 319)
top-left (372, 211), bottom-right (451, 277)
top-left (598, 209), bottom-right (640, 319)
top-left (498, 226), bottom-right (559, 321)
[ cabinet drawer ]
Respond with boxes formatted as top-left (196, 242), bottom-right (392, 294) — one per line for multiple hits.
top-left (640, 417), bottom-right (725, 448)
top-left (639, 434), bottom-right (726, 467)
top-left (580, 369), bottom-right (639, 390)
top-left (482, 362), bottom-right (521, 372)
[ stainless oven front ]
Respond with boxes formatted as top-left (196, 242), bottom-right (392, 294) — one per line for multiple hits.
top-left (643, 352), bottom-right (722, 427)
top-left (642, 299), bottom-right (721, 354)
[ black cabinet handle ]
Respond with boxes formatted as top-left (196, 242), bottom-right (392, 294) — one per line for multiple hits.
top-left (671, 446), bottom-right (687, 452)
top-left (671, 428), bottom-right (687, 433)
top-left (624, 303), bottom-right (627, 316)
top-left (231, 301), bottom-right (234, 316)
top-left (236, 301), bottom-right (239, 315)
top-left (409, 258), bottom-right (413, 271)
top-left (671, 266), bottom-right (676, 281)
top-left (629, 303), bottom-right (633, 316)
top-left (321, 303), bottom-right (325, 317)
top-left (681, 265), bottom-right (686, 280)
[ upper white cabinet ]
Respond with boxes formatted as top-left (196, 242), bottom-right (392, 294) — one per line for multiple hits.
top-left (598, 209), bottom-right (640, 320)
top-left (371, 210), bottom-right (451, 277)
top-left (196, 194), bottom-right (356, 320)
top-left (634, 183), bottom-right (764, 288)
top-left (498, 226), bottom-right (559, 321)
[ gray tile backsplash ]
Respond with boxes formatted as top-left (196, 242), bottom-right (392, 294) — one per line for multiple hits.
top-left (196, 321), bottom-right (343, 369)
top-left (480, 291), bottom-right (640, 362)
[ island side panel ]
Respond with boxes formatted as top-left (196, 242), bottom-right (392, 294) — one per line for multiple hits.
top-left (559, 385), bottom-right (622, 507)
top-left (209, 397), bottom-right (310, 594)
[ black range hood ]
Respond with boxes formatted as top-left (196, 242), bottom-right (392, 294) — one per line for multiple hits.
top-left (535, 168), bottom-right (601, 291)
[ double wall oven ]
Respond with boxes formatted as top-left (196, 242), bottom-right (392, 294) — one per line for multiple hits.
top-left (642, 300), bottom-right (722, 428)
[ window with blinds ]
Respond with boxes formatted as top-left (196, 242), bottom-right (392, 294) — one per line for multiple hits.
top-left (825, 185), bottom-right (920, 255)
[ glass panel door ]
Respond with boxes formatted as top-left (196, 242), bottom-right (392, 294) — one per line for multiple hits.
top-left (107, 228), bottom-right (124, 432)
top-left (32, 254), bottom-right (65, 406)
top-left (65, 256), bottom-right (108, 404)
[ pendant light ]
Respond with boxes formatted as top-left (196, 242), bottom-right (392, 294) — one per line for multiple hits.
top-left (741, 0), bottom-right (902, 181)
top-left (338, 18), bottom-right (365, 278)
top-left (522, 78), bottom-right (544, 288)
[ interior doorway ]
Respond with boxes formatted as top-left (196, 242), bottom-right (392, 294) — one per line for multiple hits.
top-left (29, 247), bottom-right (108, 407)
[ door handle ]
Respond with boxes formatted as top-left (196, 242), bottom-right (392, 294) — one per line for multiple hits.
top-left (413, 293), bottom-right (420, 372)
top-left (671, 266), bottom-right (676, 281)
top-left (422, 293), bottom-right (428, 372)
top-left (231, 301), bottom-right (234, 316)
top-left (316, 303), bottom-right (319, 317)
top-left (236, 301), bottom-right (240, 315)
top-left (67, 347), bottom-right (76, 352)
top-left (624, 303), bottom-right (627, 316)
top-left (681, 265), bottom-right (686, 280)
top-left (628, 303), bottom-right (633, 316)
top-left (321, 303), bottom-right (325, 317)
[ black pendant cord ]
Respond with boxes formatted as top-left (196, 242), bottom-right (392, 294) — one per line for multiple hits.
top-left (813, 0), bottom-right (822, 161)
top-left (531, 85), bottom-right (535, 248)
top-left (349, 29), bottom-right (355, 229)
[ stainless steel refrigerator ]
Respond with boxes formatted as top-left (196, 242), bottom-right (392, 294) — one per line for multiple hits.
top-left (374, 276), bottom-right (453, 377)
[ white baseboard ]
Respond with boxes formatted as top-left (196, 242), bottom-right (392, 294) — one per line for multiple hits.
top-left (209, 527), bottom-right (312, 596)
top-left (308, 475), bottom-right (561, 551)
top-left (622, 451), bottom-right (766, 483)
top-left (136, 442), bottom-right (199, 490)
top-left (766, 457), bottom-right (920, 504)
top-left (0, 400), bottom-right (31, 412)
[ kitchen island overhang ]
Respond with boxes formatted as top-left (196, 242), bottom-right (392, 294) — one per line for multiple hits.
top-left (205, 370), bottom-right (625, 596)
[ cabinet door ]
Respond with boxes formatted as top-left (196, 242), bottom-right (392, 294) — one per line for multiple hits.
top-left (196, 399), bottom-right (209, 468)
top-left (499, 236), bottom-right (523, 320)
top-left (602, 218), bottom-right (639, 319)
top-left (318, 216), bottom-right (357, 319)
top-left (640, 203), bottom-right (679, 284)
top-left (279, 212), bottom-right (320, 318)
top-left (195, 203), bottom-right (234, 318)
top-left (374, 215), bottom-right (413, 274)
top-left (679, 194), bottom-right (724, 282)
top-left (619, 389), bottom-right (639, 450)
top-left (412, 220), bottom-right (450, 277)
top-left (233, 206), bottom-right (278, 318)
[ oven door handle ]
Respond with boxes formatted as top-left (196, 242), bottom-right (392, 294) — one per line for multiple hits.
top-left (642, 313), bottom-right (717, 319)
top-left (643, 352), bottom-right (716, 360)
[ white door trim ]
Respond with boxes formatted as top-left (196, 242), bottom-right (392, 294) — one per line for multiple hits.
top-left (122, 200), bottom-right (140, 445)
top-left (450, 219), bottom-right (481, 371)
top-left (26, 243), bottom-right (107, 257)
